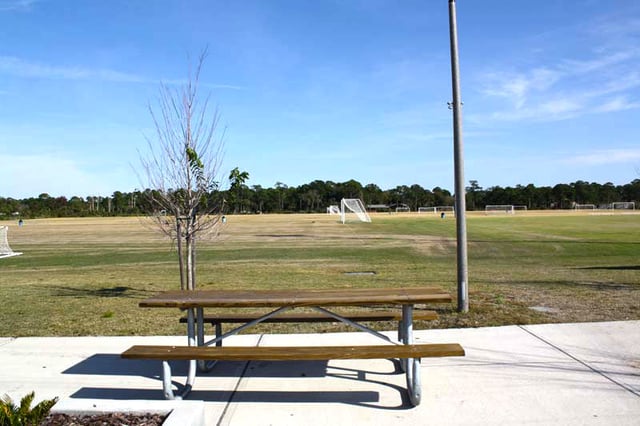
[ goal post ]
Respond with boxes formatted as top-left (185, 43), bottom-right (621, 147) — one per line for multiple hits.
top-left (435, 206), bottom-right (455, 213)
top-left (340, 198), bottom-right (371, 224)
top-left (326, 205), bottom-right (340, 215)
top-left (0, 226), bottom-right (22, 259)
top-left (610, 201), bottom-right (635, 211)
top-left (485, 205), bottom-right (514, 214)
top-left (418, 207), bottom-right (436, 214)
top-left (573, 203), bottom-right (596, 211)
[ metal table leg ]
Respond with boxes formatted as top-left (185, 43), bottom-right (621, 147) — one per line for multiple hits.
top-left (160, 308), bottom-right (197, 400)
top-left (402, 304), bottom-right (422, 406)
top-left (195, 307), bottom-right (217, 372)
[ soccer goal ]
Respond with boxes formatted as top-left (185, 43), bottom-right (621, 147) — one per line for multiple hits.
top-left (610, 201), bottom-right (635, 211)
top-left (435, 206), bottom-right (455, 214)
top-left (0, 226), bottom-right (22, 259)
top-left (574, 204), bottom-right (596, 211)
top-left (418, 207), bottom-right (436, 214)
top-left (395, 206), bottom-right (410, 213)
top-left (485, 205), bottom-right (515, 214)
top-left (326, 205), bottom-right (340, 215)
top-left (340, 198), bottom-right (371, 224)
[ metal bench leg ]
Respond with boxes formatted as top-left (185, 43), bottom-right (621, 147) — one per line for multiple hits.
top-left (161, 359), bottom-right (195, 400)
top-left (402, 304), bottom-right (422, 406)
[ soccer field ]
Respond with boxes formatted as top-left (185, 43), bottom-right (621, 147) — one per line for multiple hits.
top-left (0, 211), bottom-right (638, 336)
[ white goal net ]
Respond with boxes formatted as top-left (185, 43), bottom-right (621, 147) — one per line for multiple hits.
top-left (0, 226), bottom-right (22, 259)
top-left (574, 203), bottom-right (596, 211)
top-left (326, 205), bottom-right (340, 215)
top-left (418, 207), bottom-right (436, 214)
top-left (485, 205), bottom-right (514, 214)
top-left (340, 198), bottom-right (371, 224)
top-left (610, 201), bottom-right (635, 211)
top-left (435, 206), bottom-right (455, 213)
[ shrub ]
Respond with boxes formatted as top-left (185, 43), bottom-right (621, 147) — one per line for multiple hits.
top-left (0, 392), bottom-right (58, 426)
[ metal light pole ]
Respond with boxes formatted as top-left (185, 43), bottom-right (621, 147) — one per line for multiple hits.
top-left (448, 0), bottom-right (469, 313)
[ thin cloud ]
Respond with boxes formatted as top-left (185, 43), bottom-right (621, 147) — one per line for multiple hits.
top-left (486, 97), bottom-right (583, 122)
top-left (477, 9), bottom-right (640, 125)
top-left (594, 96), bottom-right (640, 113)
top-left (480, 68), bottom-right (561, 109)
top-left (0, 0), bottom-right (38, 12)
top-left (0, 56), bottom-right (245, 90)
top-left (567, 148), bottom-right (640, 166)
top-left (558, 50), bottom-right (638, 75)
top-left (0, 56), bottom-right (145, 82)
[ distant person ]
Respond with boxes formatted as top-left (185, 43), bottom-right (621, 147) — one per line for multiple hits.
top-left (18, 219), bottom-right (24, 226)
top-left (440, 212), bottom-right (446, 219)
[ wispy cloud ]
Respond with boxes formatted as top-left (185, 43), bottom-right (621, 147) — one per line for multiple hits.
top-left (0, 56), bottom-right (145, 82)
top-left (480, 68), bottom-right (561, 109)
top-left (476, 14), bottom-right (640, 124)
top-left (0, 56), bottom-right (246, 90)
top-left (593, 96), bottom-right (640, 113)
top-left (567, 148), bottom-right (640, 166)
top-left (0, 0), bottom-right (38, 12)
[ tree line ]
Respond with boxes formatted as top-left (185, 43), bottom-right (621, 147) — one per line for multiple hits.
top-left (1, 178), bottom-right (639, 219)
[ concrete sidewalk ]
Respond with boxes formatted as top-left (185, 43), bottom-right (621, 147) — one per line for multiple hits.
top-left (1, 321), bottom-right (639, 425)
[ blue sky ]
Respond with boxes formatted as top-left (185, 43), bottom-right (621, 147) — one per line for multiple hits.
top-left (1, 0), bottom-right (639, 199)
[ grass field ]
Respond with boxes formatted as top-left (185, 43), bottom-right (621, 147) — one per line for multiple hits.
top-left (1, 211), bottom-right (638, 337)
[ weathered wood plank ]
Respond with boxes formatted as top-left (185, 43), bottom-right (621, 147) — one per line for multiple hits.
top-left (121, 343), bottom-right (465, 361)
top-left (140, 287), bottom-right (452, 309)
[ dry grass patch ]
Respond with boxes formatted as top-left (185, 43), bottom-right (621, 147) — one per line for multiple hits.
top-left (0, 212), bottom-right (638, 336)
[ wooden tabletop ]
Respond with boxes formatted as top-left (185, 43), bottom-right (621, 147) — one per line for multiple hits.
top-left (139, 286), bottom-right (452, 309)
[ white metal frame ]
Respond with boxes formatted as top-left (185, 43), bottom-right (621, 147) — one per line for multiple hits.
top-left (435, 206), bottom-right (455, 213)
top-left (417, 207), bottom-right (436, 214)
top-left (0, 226), bottom-right (22, 259)
top-left (610, 201), bottom-right (635, 211)
top-left (340, 198), bottom-right (371, 224)
top-left (485, 204), bottom-right (514, 214)
top-left (162, 303), bottom-right (423, 405)
top-left (326, 205), bottom-right (340, 215)
top-left (574, 203), bottom-right (596, 211)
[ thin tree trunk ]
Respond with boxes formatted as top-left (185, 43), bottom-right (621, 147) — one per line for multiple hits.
top-left (176, 218), bottom-right (186, 290)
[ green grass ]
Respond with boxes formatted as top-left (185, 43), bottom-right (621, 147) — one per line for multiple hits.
top-left (0, 212), bottom-right (638, 336)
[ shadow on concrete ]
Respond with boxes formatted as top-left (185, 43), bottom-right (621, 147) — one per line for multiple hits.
top-left (69, 387), bottom-right (380, 404)
top-left (63, 354), bottom-right (412, 408)
top-left (62, 354), bottom-right (328, 378)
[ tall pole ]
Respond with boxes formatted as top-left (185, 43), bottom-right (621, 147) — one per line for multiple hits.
top-left (448, 0), bottom-right (469, 312)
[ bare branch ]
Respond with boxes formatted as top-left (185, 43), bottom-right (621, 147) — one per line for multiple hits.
top-left (139, 50), bottom-right (226, 290)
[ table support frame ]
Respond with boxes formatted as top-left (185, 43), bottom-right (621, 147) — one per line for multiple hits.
top-left (159, 304), bottom-right (422, 404)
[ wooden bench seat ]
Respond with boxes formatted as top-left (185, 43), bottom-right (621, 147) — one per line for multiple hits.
top-left (179, 309), bottom-right (438, 326)
top-left (122, 343), bottom-right (465, 362)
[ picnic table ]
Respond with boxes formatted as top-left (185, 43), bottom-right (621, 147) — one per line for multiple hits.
top-left (122, 286), bottom-right (464, 406)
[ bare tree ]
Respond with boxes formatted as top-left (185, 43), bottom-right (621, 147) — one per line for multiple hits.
top-left (140, 50), bottom-right (225, 290)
